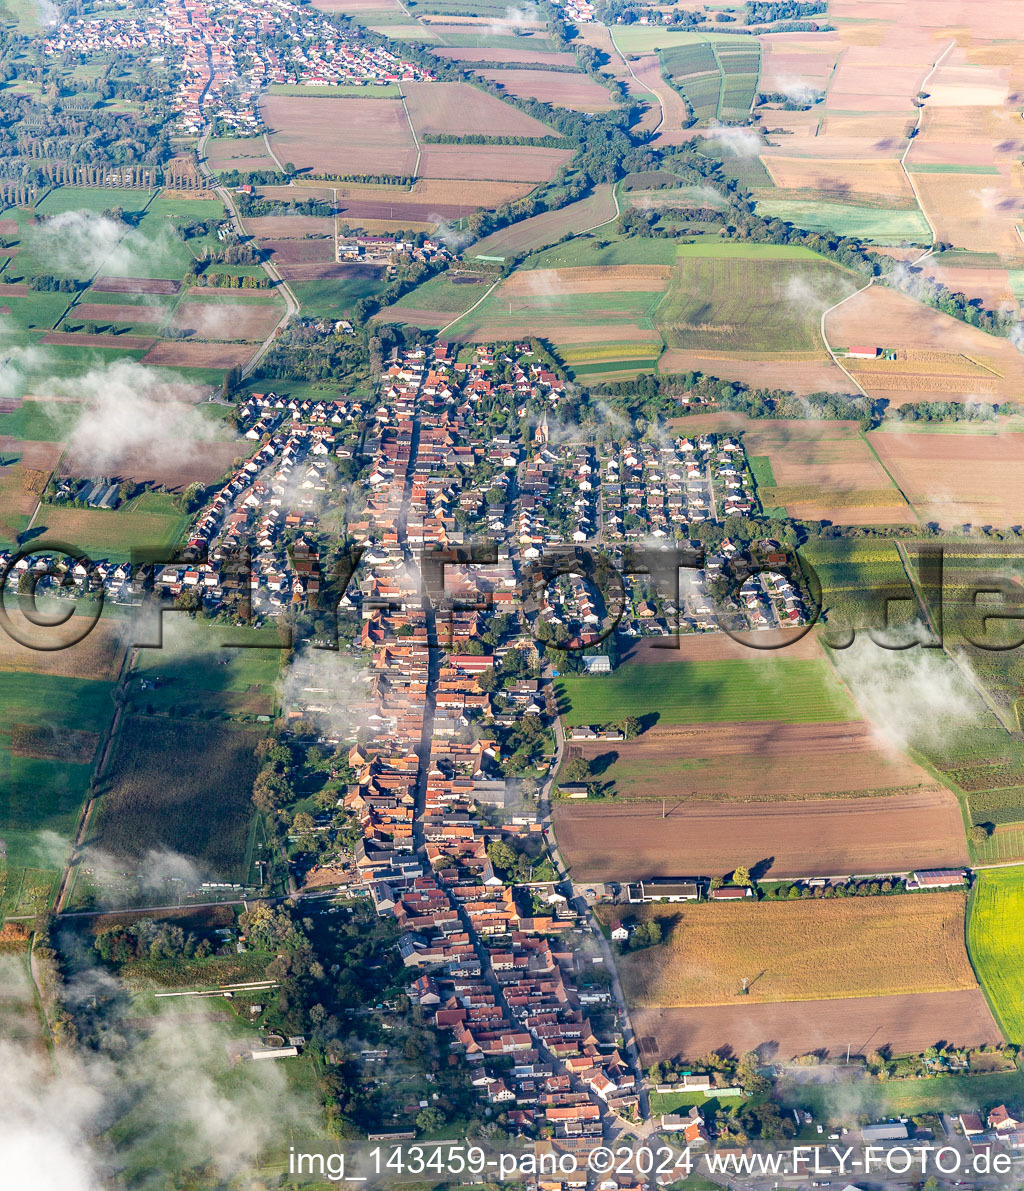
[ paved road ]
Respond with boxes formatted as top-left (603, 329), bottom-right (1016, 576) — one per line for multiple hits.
top-left (195, 127), bottom-right (300, 378)
top-left (538, 692), bottom-right (652, 1130)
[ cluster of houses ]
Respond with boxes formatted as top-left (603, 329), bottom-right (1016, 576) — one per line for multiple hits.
top-left (314, 345), bottom-right (644, 1150)
top-left (960, 1104), bottom-right (1024, 1151)
top-left (44, 0), bottom-right (432, 136)
top-left (603, 434), bottom-right (752, 539)
top-left (559, 0), bottom-right (596, 22)
top-left (336, 236), bottom-right (455, 268)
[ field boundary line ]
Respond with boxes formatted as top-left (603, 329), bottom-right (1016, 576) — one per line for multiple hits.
top-left (858, 429), bottom-right (920, 523)
top-left (900, 40), bottom-right (956, 253)
top-left (398, 83), bottom-right (422, 177)
top-left (435, 273), bottom-right (504, 335)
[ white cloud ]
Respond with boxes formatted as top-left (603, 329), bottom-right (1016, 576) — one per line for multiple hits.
top-left (53, 358), bottom-right (231, 474)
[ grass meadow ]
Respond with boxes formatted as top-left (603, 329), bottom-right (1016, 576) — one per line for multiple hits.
top-left (556, 658), bottom-right (854, 726)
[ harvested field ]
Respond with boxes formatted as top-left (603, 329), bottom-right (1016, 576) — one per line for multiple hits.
top-left (402, 81), bottom-right (557, 138)
top-left (741, 418), bottom-right (911, 524)
top-left (257, 238), bottom-right (336, 265)
top-left (431, 47), bottom-right (576, 66)
top-left (418, 145), bottom-right (573, 182)
top-left (544, 325), bottom-right (661, 344)
top-left (758, 38), bottom-right (840, 93)
top-left (169, 301), bottom-right (282, 341)
top-left (92, 277), bottom-right (180, 295)
top-left (204, 135), bottom-right (279, 175)
top-left (553, 789), bottom-right (969, 880)
top-left (912, 171), bottom-right (1024, 255)
top-left (10, 723), bottom-right (99, 763)
top-left (632, 54), bottom-right (692, 140)
top-left (658, 349), bottom-right (858, 396)
top-left (612, 892), bottom-right (976, 1007)
top-left (825, 287), bottom-right (1024, 404)
top-left (141, 341), bottom-right (253, 368)
top-left (69, 303), bottom-right (167, 326)
top-left (262, 94), bottom-right (416, 176)
top-left (0, 615), bottom-right (126, 680)
top-left (477, 69), bottom-right (616, 112)
top-left (575, 720), bottom-right (941, 802)
top-left (242, 216), bottom-right (336, 238)
top-left (468, 187), bottom-right (617, 259)
top-left (503, 264), bottom-right (671, 294)
top-left (60, 439), bottom-right (242, 492)
top-left (619, 631), bottom-right (822, 663)
top-left (761, 157), bottom-right (916, 202)
top-left (274, 261), bottom-right (384, 282)
top-left (0, 440), bottom-right (63, 516)
top-left (633, 990), bottom-right (1001, 1062)
top-left (333, 178), bottom-right (534, 222)
top-left (40, 331), bottom-right (154, 350)
top-left (870, 427), bottom-right (1024, 526)
top-left (918, 262), bottom-right (1015, 310)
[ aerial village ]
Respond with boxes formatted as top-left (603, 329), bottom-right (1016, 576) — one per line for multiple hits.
top-left (45, 0), bottom-right (433, 135)
top-left (9, 343), bottom-right (1024, 1166)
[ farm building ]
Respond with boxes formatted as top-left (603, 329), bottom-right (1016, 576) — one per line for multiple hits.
top-left (710, 886), bottom-right (752, 900)
top-left (861, 1123), bottom-right (909, 1142)
top-left (907, 869), bottom-right (966, 890)
top-left (847, 345), bottom-right (880, 359)
top-left (582, 656), bottom-right (613, 674)
top-left (568, 724), bottom-right (624, 741)
top-left (560, 783), bottom-right (590, 799)
top-left (630, 879), bottom-right (701, 903)
top-left (960, 1112), bottom-right (985, 1136)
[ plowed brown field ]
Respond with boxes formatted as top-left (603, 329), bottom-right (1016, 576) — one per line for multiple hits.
top-left (553, 788), bottom-right (968, 879)
top-left (574, 720), bottom-right (940, 802)
top-left (633, 989), bottom-right (1001, 1061)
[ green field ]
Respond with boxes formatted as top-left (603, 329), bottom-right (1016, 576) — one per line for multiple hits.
top-left (747, 454), bottom-right (777, 487)
top-left (654, 247), bottom-right (854, 352)
top-left (130, 618), bottom-right (285, 719)
top-left (778, 1069), bottom-right (1024, 1121)
top-left (291, 275), bottom-right (385, 320)
top-left (453, 277), bottom-right (667, 340)
top-left (612, 26), bottom-right (755, 56)
top-left (755, 199), bottom-right (932, 244)
top-left (557, 658), bottom-right (854, 727)
top-left (384, 270), bottom-right (495, 324)
top-left (468, 186), bottom-right (618, 263)
top-left (525, 232), bottom-right (682, 270)
top-left (0, 671), bottom-right (114, 864)
top-left (967, 867), bottom-right (1024, 1042)
top-left (905, 163), bottom-right (1001, 175)
top-left (33, 500), bottom-right (192, 559)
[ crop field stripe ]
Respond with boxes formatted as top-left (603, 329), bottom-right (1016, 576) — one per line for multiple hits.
top-left (966, 866), bottom-right (1024, 1042)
